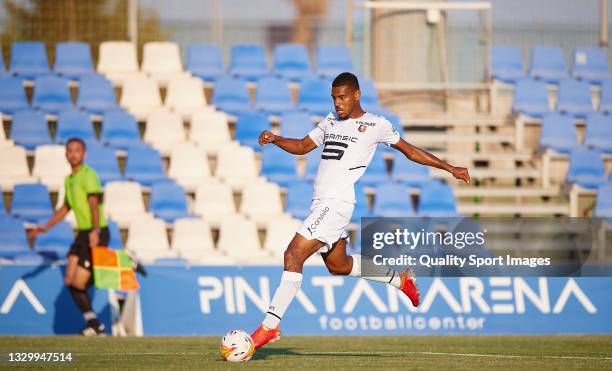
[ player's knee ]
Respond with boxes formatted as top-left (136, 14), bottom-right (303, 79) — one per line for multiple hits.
top-left (283, 248), bottom-right (305, 268)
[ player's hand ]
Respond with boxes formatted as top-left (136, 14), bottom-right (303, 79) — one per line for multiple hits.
top-left (259, 130), bottom-right (276, 146)
top-left (451, 166), bottom-right (471, 184)
top-left (28, 226), bottom-right (46, 239)
top-left (89, 230), bottom-right (99, 249)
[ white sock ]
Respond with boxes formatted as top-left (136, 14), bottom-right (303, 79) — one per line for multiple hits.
top-left (349, 254), bottom-right (401, 288)
top-left (83, 311), bottom-right (97, 321)
top-left (262, 271), bottom-right (303, 329)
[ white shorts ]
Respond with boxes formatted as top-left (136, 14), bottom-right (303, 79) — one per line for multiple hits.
top-left (296, 198), bottom-right (354, 253)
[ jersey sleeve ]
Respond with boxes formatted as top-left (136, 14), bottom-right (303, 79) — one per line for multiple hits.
top-left (377, 118), bottom-right (401, 146)
top-left (83, 169), bottom-right (103, 195)
top-left (308, 117), bottom-right (328, 147)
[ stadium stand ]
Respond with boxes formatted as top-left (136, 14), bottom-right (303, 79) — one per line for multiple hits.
top-left (529, 47), bottom-right (568, 84)
top-left (285, 180), bottom-right (313, 220)
top-left (539, 112), bottom-right (578, 153)
top-left (143, 109), bottom-right (186, 155)
top-left (32, 144), bottom-right (71, 191)
top-left (172, 218), bottom-right (231, 264)
top-left (360, 151), bottom-right (390, 186)
top-left (0, 215), bottom-right (29, 259)
top-left (0, 75), bottom-right (29, 114)
top-left (264, 217), bottom-right (302, 258)
top-left (594, 182), bottom-right (612, 218)
top-left (298, 76), bottom-right (334, 116)
top-left (11, 109), bottom-right (52, 150)
top-left (261, 145), bottom-right (299, 187)
top-left (512, 78), bottom-right (551, 118)
top-left (216, 144), bottom-right (262, 189)
top-left (124, 144), bottom-right (168, 187)
top-left (85, 144), bottom-right (123, 184)
top-left (317, 45), bottom-right (353, 78)
top-left (189, 110), bottom-right (233, 155)
top-left (119, 75), bottom-right (163, 120)
top-left (164, 76), bottom-right (210, 120)
top-left (100, 109), bottom-right (142, 149)
top-left (103, 181), bottom-right (151, 227)
top-left (391, 154), bottom-right (431, 188)
top-left (584, 113), bottom-right (612, 153)
top-left (126, 217), bottom-right (176, 262)
top-left (280, 111), bottom-right (314, 138)
top-left (33, 220), bottom-right (73, 259)
top-left (97, 41), bottom-right (141, 86)
top-left (149, 182), bottom-right (192, 223)
top-left (76, 73), bottom-right (117, 114)
top-left (417, 180), bottom-right (459, 217)
top-left (11, 183), bottom-right (53, 222)
top-left (141, 41), bottom-right (188, 86)
top-left (373, 182), bottom-right (415, 217)
top-left (193, 179), bottom-right (238, 226)
top-left (491, 46), bottom-right (525, 84)
top-left (273, 43), bottom-right (311, 82)
top-left (235, 111), bottom-right (271, 151)
top-left (55, 109), bottom-right (96, 144)
top-left (566, 147), bottom-right (606, 189)
top-left (352, 183), bottom-right (372, 222)
top-left (255, 76), bottom-right (294, 115)
top-left (304, 146), bottom-right (322, 181)
top-left (167, 144), bottom-right (211, 191)
top-left (556, 78), bottom-right (594, 118)
top-left (0, 187), bottom-right (5, 215)
top-left (0, 145), bottom-right (36, 190)
top-left (229, 44), bottom-right (268, 81)
top-left (241, 180), bottom-right (287, 225)
top-left (107, 219), bottom-right (123, 249)
top-left (186, 44), bottom-right (225, 83)
top-left (10, 41), bottom-right (50, 80)
top-left (599, 78), bottom-right (612, 113)
top-left (217, 216), bottom-right (272, 263)
top-left (32, 75), bottom-right (73, 114)
top-left (54, 42), bottom-right (94, 80)
top-left (0, 45), bottom-right (4, 73)
top-left (572, 47), bottom-right (609, 84)
top-left (211, 75), bottom-right (251, 115)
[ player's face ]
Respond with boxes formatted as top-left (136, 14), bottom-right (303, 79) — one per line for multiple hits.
top-left (65, 141), bottom-right (86, 168)
top-left (331, 85), bottom-right (360, 120)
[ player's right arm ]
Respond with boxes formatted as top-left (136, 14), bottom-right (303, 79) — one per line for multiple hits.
top-left (259, 130), bottom-right (318, 155)
top-left (28, 203), bottom-right (70, 239)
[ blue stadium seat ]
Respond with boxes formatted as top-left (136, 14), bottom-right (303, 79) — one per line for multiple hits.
top-left (32, 75), bottom-right (73, 114)
top-left (585, 113), bottom-right (612, 154)
top-left (417, 180), bottom-right (458, 217)
top-left (511, 78), bottom-right (550, 118)
top-left (600, 78), bottom-right (612, 113)
top-left (594, 182), bottom-right (612, 218)
top-left (261, 145), bottom-right (298, 187)
top-left (55, 108), bottom-right (95, 144)
top-left (229, 44), bottom-right (268, 81)
top-left (76, 73), bottom-right (117, 114)
top-left (255, 76), bottom-right (293, 115)
top-left (11, 183), bottom-right (53, 222)
top-left (235, 111), bottom-right (270, 151)
top-left (304, 146), bottom-right (322, 180)
top-left (529, 47), bottom-right (568, 84)
top-left (11, 109), bottom-right (52, 150)
top-left (392, 154), bottom-right (431, 188)
top-left (34, 220), bottom-right (73, 259)
top-left (360, 151), bottom-right (389, 186)
top-left (0, 75), bottom-right (29, 114)
top-left (280, 111), bottom-right (313, 138)
top-left (491, 46), bottom-right (525, 84)
top-left (85, 144), bottom-right (122, 184)
top-left (100, 109), bottom-right (141, 149)
top-left (566, 147), bottom-right (606, 189)
top-left (285, 180), bottom-right (313, 219)
top-left (298, 76), bottom-right (333, 116)
top-left (9, 41), bottom-right (50, 79)
top-left (150, 182), bottom-right (191, 223)
top-left (106, 219), bottom-right (123, 249)
top-left (273, 44), bottom-right (311, 82)
top-left (12, 251), bottom-right (45, 264)
top-left (573, 47), bottom-right (609, 85)
top-left (373, 182), bottom-right (414, 217)
top-left (539, 112), bottom-right (578, 153)
top-left (0, 215), bottom-right (30, 258)
top-left (186, 44), bottom-right (224, 82)
top-left (54, 42), bottom-right (94, 80)
top-left (556, 78), bottom-right (593, 118)
top-left (359, 78), bottom-right (383, 112)
top-left (211, 75), bottom-right (251, 115)
top-left (124, 144), bottom-right (168, 186)
top-left (352, 183), bottom-right (372, 222)
top-left (317, 45), bottom-right (353, 78)
top-left (154, 257), bottom-right (189, 266)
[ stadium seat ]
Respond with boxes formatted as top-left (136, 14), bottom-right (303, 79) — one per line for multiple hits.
top-left (235, 111), bottom-right (271, 151)
top-left (194, 179), bottom-right (238, 226)
top-left (100, 109), bottom-right (142, 149)
top-left (189, 110), bottom-right (233, 155)
top-left (0, 45), bottom-right (4, 73)
top-left (417, 180), bottom-right (459, 217)
top-left (97, 41), bottom-right (140, 85)
top-left (373, 182), bottom-right (414, 217)
top-left (54, 42), bottom-right (94, 80)
top-left (32, 144), bottom-right (71, 191)
top-left (391, 154), bottom-right (431, 188)
top-left (0, 186), bottom-right (5, 215)
top-left (360, 151), bottom-right (389, 186)
top-left (0, 75), bottom-right (29, 114)
top-left (164, 76), bottom-right (209, 120)
top-left (55, 108), bottom-right (95, 144)
top-left (216, 144), bottom-right (261, 189)
top-left (0, 145), bottom-right (36, 190)
top-left (141, 41), bottom-right (187, 86)
top-left (273, 44), bottom-right (311, 82)
top-left (104, 181), bottom-right (150, 227)
top-left (584, 113), bottom-right (612, 154)
top-left (33, 220), bottom-right (73, 259)
top-left (566, 147), bottom-right (606, 189)
top-left (511, 78), bottom-right (551, 118)
top-left (304, 146), bottom-right (322, 180)
top-left (594, 182), bottom-right (612, 218)
top-left (119, 75), bottom-right (162, 120)
top-left (11, 109), bottom-right (52, 150)
top-left (76, 74), bottom-right (117, 114)
top-left (217, 215), bottom-right (271, 262)
top-left (9, 41), bottom-right (50, 79)
top-left (126, 217), bottom-right (176, 262)
top-left (124, 145), bottom-right (168, 186)
top-left (149, 182), bottom-right (191, 223)
top-left (255, 76), bottom-right (294, 115)
top-left (31, 75), bottom-right (73, 114)
top-left (85, 145), bottom-right (122, 184)
top-left (556, 79), bottom-right (594, 118)
top-left (261, 145), bottom-right (298, 187)
top-left (11, 251), bottom-right (45, 264)
top-left (285, 180), bottom-right (313, 220)
top-left (0, 113), bottom-right (10, 146)
top-left (280, 111), bottom-right (314, 138)
top-left (359, 79), bottom-right (383, 113)
top-left (539, 112), bottom-right (578, 154)
top-left (241, 180), bottom-right (287, 225)
top-left (529, 47), bottom-right (568, 84)
top-left (298, 76), bottom-right (333, 116)
top-left (211, 75), bottom-right (251, 115)
top-left (573, 47), bottom-right (609, 84)
top-left (317, 45), bottom-right (353, 78)
top-left (352, 183), bottom-right (372, 223)
top-left (229, 44), bottom-right (268, 81)
top-left (491, 46), bottom-right (525, 84)
top-left (143, 109), bottom-right (187, 155)
top-left (599, 78), bottom-right (612, 113)
top-left (168, 144), bottom-right (211, 191)
top-left (172, 218), bottom-right (230, 263)
top-left (0, 215), bottom-right (29, 258)
top-left (11, 183), bottom-right (53, 222)
top-left (106, 219), bottom-right (123, 249)
top-left (186, 44), bottom-right (224, 82)
top-left (264, 217), bottom-right (302, 258)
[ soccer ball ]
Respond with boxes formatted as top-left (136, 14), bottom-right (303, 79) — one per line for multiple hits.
top-left (220, 330), bottom-right (255, 362)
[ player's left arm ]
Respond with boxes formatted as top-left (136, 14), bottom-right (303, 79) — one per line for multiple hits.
top-left (391, 138), bottom-right (471, 184)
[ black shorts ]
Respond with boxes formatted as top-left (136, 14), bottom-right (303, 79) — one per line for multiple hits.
top-left (67, 227), bottom-right (110, 270)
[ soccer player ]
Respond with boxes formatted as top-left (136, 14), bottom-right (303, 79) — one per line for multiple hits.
top-left (29, 137), bottom-right (109, 336)
top-left (251, 72), bottom-right (470, 349)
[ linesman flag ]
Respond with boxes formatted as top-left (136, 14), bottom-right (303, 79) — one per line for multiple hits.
top-left (91, 246), bottom-right (139, 290)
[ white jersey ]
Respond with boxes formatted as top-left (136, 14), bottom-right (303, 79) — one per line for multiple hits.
top-left (308, 111), bottom-right (400, 203)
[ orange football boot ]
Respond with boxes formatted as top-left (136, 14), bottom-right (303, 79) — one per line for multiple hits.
top-left (399, 268), bottom-right (420, 307)
top-left (250, 325), bottom-right (281, 350)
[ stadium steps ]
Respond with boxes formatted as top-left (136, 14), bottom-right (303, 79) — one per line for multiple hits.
top-left (406, 132), bottom-right (515, 144)
top-left (457, 202), bottom-right (570, 216)
top-left (431, 167), bottom-right (541, 180)
top-left (402, 114), bottom-right (510, 128)
top-left (454, 186), bottom-right (561, 197)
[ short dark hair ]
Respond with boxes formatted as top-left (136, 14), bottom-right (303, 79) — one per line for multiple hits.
top-left (66, 137), bottom-right (86, 150)
top-left (332, 72), bottom-right (360, 91)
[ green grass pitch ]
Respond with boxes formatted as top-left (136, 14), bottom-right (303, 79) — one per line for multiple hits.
top-left (1, 336), bottom-right (611, 369)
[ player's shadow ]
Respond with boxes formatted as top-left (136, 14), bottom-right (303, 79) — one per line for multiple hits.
top-left (252, 347), bottom-right (380, 360)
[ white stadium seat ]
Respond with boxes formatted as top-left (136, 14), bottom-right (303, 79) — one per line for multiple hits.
top-left (217, 215), bottom-right (274, 263)
top-left (193, 179), bottom-right (238, 227)
top-left (126, 217), bottom-right (176, 262)
top-left (97, 41), bottom-right (141, 86)
top-left (164, 76), bottom-right (212, 120)
top-left (143, 109), bottom-right (187, 155)
top-left (141, 42), bottom-right (189, 86)
top-left (172, 217), bottom-right (232, 264)
top-left (264, 217), bottom-right (301, 257)
top-left (216, 145), bottom-right (262, 189)
top-left (119, 75), bottom-right (162, 121)
top-left (32, 145), bottom-right (71, 192)
top-left (167, 143), bottom-right (211, 192)
top-left (104, 181), bottom-right (151, 227)
top-left (190, 111), bottom-right (234, 156)
top-left (0, 145), bottom-right (36, 190)
top-left (240, 180), bottom-right (288, 226)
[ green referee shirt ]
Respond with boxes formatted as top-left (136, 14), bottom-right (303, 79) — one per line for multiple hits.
top-left (64, 164), bottom-right (107, 231)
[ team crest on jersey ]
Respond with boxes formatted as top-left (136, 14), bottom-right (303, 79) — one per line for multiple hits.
top-left (358, 124), bottom-right (367, 132)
